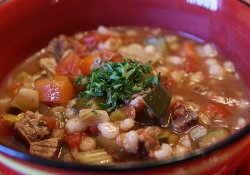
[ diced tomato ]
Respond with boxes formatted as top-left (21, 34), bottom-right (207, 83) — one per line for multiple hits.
top-left (72, 41), bottom-right (87, 58)
top-left (180, 63), bottom-right (196, 73)
top-left (0, 119), bottom-right (14, 136)
top-left (39, 116), bottom-right (56, 131)
top-left (80, 55), bottom-right (99, 76)
top-left (80, 32), bottom-right (110, 51)
top-left (171, 99), bottom-right (186, 116)
top-left (99, 50), bottom-right (123, 63)
top-left (89, 124), bottom-right (100, 136)
top-left (172, 99), bottom-right (184, 109)
top-left (56, 52), bottom-right (82, 80)
top-left (161, 76), bottom-right (174, 90)
top-left (64, 132), bottom-right (85, 148)
top-left (182, 41), bottom-right (202, 72)
top-left (35, 76), bottom-right (75, 105)
top-left (204, 103), bottom-right (229, 118)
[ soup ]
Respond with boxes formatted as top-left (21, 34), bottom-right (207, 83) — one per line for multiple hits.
top-left (0, 26), bottom-right (249, 164)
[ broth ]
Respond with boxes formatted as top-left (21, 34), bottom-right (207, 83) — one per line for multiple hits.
top-left (0, 26), bottom-right (249, 164)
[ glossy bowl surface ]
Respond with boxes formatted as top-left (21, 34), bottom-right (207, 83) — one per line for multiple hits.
top-left (0, 0), bottom-right (249, 175)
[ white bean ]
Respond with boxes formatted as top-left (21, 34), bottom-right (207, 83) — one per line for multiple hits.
top-left (144, 45), bottom-right (156, 54)
top-left (189, 125), bottom-right (207, 140)
top-left (239, 99), bottom-right (250, 109)
top-left (234, 118), bottom-right (247, 129)
top-left (119, 44), bottom-right (151, 63)
top-left (205, 58), bottom-right (224, 79)
top-left (167, 56), bottom-right (183, 65)
top-left (154, 143), bottom-right (173, 160)
top-left (79, 137), bottom-right (96, 152)
top-left (198, 44), bottom-right (218, 57)
top-left (189, 71), bottom-right (204, 84)
top-left (170, 70), bottom-right (185, 82)
top-left (98, 122), bottom-right (119, 139)
top-left (179, 135), bottom-right (191, 148)
top-left (123, 130), bottom-right (139, 154)
top-left (174, 145), bottom-right (188, 155)
top-left (119, 118), bottom-right (135, 132)
top-left (223, 61), bottom-right (235, 73)
top-left (208, 64), bottom-right (224, 79)
top-left (66, 117), bottom-right (87, 134)
top-left (97, 25), bottom-right (119, 36)
top-left (97, 25), bottom-right (112, 35)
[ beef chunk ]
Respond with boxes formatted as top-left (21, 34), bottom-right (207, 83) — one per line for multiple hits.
top-left (14, 111), bottom-right (50, 145)
top-left (29, 138), bottom-right (61, 159)
top-left (171, 100), bottom-right (198, 133)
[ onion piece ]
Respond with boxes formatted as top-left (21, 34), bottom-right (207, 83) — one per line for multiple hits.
top-left (79, 109), bottom-right (109, 126)
top-left (11, 88), bottom-right (39, 111)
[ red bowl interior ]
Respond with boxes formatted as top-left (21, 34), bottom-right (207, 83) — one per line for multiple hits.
top-left (0, 0), bottom-right (249, 174)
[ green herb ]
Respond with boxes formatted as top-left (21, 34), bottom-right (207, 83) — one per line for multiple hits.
top-left (74, 74), bottom-right (88, 86)
top-left (91, 110), bottom-right (97, 115)
top-left (145, 72), bottom-right (161, 87)
top-left (78, 58), bottom-right (159, 111)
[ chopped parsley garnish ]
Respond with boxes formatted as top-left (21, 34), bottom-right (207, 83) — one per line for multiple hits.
top-left (74, 74), bottom-right (88, 86)
top-left (77, 58), bottom-right (159, 111)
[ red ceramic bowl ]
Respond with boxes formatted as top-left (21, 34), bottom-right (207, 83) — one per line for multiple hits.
top-left (0, 0), bottom-right (249, 175)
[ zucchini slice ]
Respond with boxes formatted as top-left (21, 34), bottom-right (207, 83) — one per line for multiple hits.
top-left (142, 83), bottom-right (171, 118)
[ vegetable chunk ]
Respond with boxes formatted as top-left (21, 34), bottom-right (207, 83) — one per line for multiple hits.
top-left (142, 84), bottom-right (171, 118)
top-left (11, 88), bottom-right (39, 111)
top-left (35, 76), bottom-right (75, 105)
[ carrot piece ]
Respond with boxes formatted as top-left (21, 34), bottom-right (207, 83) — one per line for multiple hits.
top-left (204, 103), bottom-right (229, 118)
top-left (183, 41), bottom-right (199, 59)
top-left (56, 52), bottom-right (82, 80)
top-left (0, 118), bottom-right (14, 136)
top-left (80, 55), bottom-right (99, 76)
top-left (39, 116), bottom-right (56, 131)
top-left (81, 50), bottom-right (123, 76)
top-left (35, 76), bottom-right (75, 105)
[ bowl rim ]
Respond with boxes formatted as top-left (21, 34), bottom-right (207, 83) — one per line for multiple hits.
top-left (0, 124), bottom-right (249, 172)
top-left (0, 0), bottom-right (249, 172)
